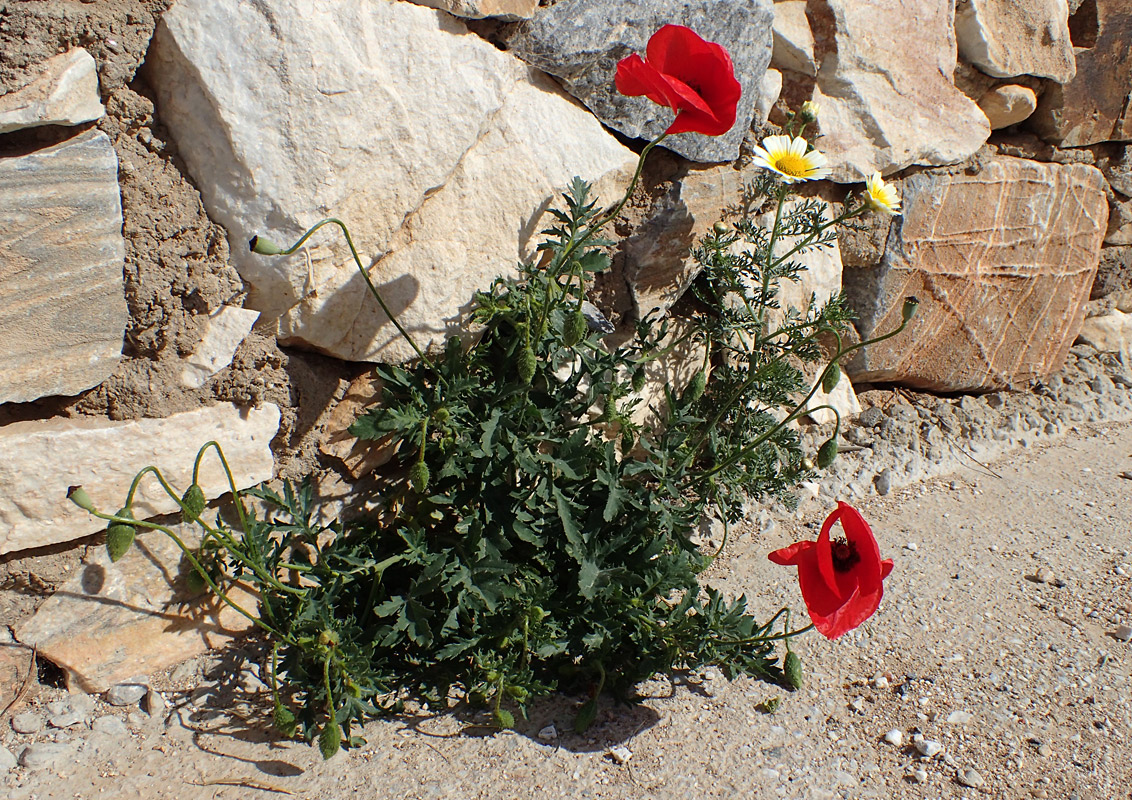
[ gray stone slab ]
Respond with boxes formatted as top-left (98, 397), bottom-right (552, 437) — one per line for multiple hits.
top-left (0, 129), bottom-right (126, 403)
top-left (502, 0), bottom-right (774, 163)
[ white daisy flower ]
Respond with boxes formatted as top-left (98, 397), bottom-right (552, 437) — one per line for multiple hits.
top-left (863, 172), bottom-right (902, 216)
top-left (749, 135), bottom-right (832, 183)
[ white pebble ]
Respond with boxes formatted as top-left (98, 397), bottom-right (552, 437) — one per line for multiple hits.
top-left (1114, 624), bottom-right (1132, 642)
top-left (872, 673), bottom-right (890, 689)
top-left (904, 542), bottom-right (919, 551)
top-left (958, 767), bottom-right (985, 788)
top-left (946, 710), bottom-right (973, 725)
top-left (883, 729), bottom-right (904, 746)
top-left (608, 746), bottom-right (633, 765)
top-left (911, 767), bottom-right (928, 783)
top-left (537, 724), bottom-right (558, 741)
top-left (916, 739), bottom-right (943, 757)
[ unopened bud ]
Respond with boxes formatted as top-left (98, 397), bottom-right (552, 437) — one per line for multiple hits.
top-left (784, 651), bottom-right (804, 690)
top-left (517, 345), bottom-right (537, 385)
top-left (684, 369), bottom-right (707, 403)
top-left (249, 235), bottom-right (285, 255)
top-left (821, 363), bottom-right (841, 394)
top-left (799, 100), bottom-right (820, 123)
top-left (901, 296), bottom-right (919, 323)
top-left (817, 437), bottom-right (838, 468)
top-left (712, 221), bottom-right (729, 235)
top-left (67, 485), bottom-right (94, 512)
top-left (409, 460), bottom-right (430, 494)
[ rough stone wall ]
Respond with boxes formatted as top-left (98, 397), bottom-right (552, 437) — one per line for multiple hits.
top-left (1, 0), bottom-right (1129, 570)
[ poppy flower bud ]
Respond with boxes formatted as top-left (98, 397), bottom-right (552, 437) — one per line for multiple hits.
top-left (817, 437), bottom-right (838, 468)
top-left (409, 461), bottom-right (430, 494)
top-left (493, 708), bottom-right (516, 730)
top-left (181, 483), bottom-right (206, 523)
top-left (106, 507), bottom-right (137, 563)
top-left (563, 305), bottom-right (586, 347)
top-left (185, 566), bottom-right (208, 594)
top-left (273, 703), bottom-right (298, 737)
top-left (67, 485), bottom-right (95, 512)
top-left (318, 719), bottom-right (342, 760)
top-left (821, 363), bottom-right (841, 394)
top-left (517, 345), bottom-right (537, 385)
top-left (902, 296), bottom-right (919, 323)
top-left (248, 235), bottom-right (285, 255)
top-left (799, 100), bottom-right (820, 123)
top-left (784, 651), bottom-right (804, 690)
top-left (631, 367), bottom-right (647, 392)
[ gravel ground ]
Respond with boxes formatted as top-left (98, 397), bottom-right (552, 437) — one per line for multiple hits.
top-left (3, 411), bottom-right (1131, 798)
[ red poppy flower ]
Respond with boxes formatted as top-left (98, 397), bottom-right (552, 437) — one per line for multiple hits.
top-left (614, 25), bottom-right (742, 137)
top-left (769, 502), bottom-right (894, 640)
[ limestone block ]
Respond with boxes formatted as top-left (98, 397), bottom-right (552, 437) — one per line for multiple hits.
top-left (1031, 0), bottom-right (1132, 146)
top-left (319, 370), bottom-right (399, 478)
top-left (500, 0), bottom-right (775, 164)
top-left (180, 305), bottom-right (260, 388)
top-left (977, 85), bottom-right (1038, 130)
top-left (147, 0), bottom-right (636, 364)
top-left (0, 49), bottom-right (104, 134)
top-left (845, 157), bottom-right (1108, 392)
top-left (624, 164), bottom-right (744, 320)
top-left (405, 0), bottom-right (537, 19)
top-left (0, 129), bottom-right (126, 404)
top-left (15, 526), bottom-right (256, 693)
top-left (808, 0), bottom-right (990, 181)
top-left (0, 404), bottom-right (279, 555)
top-left (755, 68), bottom-right (783, 127)
top-left (1097, 145), bottom-right (1132, 197)
top-left (954, 0), bottom-right (1075, 83)
top-left (1077, 309), bottom-right (1132, 356)
top-left (772, 0), bottom-right (817, 76)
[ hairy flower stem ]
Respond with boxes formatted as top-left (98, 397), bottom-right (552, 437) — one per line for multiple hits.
top-left (258, 218), bottom-right (434, 369)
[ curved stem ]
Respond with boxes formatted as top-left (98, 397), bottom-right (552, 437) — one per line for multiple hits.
top-left (276, 218), bottom-right (433, 369)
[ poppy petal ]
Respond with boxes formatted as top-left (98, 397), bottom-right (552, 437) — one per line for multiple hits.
top-left (768, 540), bottom-right (814, 566)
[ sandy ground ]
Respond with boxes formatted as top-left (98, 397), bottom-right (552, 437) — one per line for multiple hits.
top-left (3, 419), bottom-right (1130, 800)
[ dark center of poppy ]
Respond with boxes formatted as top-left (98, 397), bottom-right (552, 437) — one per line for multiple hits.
top-left (831, 537), bottom-right (860, 572)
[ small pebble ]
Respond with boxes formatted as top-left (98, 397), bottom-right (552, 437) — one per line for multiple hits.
top-left (11, 712), bottom-right (43, 734)
top-left (946, 710), bottom-right (973, 725)
top-left (904, 542), bottom-right (919, 551)
top-left (958, 768), bottom-right (985, 788)
top-left (91, 716), bottom-right (129, 736)
top-left (872, 673), bottom-right (890, 690)
top-left (144, 689), bottom-right (166, 716)
top-left (849, 696), bottom-right (865, 713)
top-left (911, 767), bottom-right (928, 784)
top-left (18, 742), bottom-right (72, 770)
top-left (107, 681), bottom-right (149, 707)
top-left (1034, 567), bottom-right (1055, 584)
top-left (883, 729), bottom-right (904, 746)
top-left (875, 469), bottom-right (893, 496)
top-left (916, 739), bottom-right (943, 758)
top-left (608, 746), bottom-right (633, 765)
top-left (0, 745), bottom-right (16, 771)
top-left (1113, 624), bottom-right (1132, 642)
top-left (537, 724), bottom-right (558, 741)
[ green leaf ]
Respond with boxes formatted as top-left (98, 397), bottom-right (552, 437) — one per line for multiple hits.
top-left (578, 559), bottom-right (600, 600)
top-left (553, 487), bottom-right (584, 555)
top-left (576, 250), bottom-right (611, 273)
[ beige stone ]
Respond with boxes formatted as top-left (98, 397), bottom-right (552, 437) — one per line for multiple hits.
top-left (755, 68), bottom-right (783, 127)
top-left (405, 0), bottom-right (537, 19)
top-left (808, 0), bottom-right (990, 181)
top-left (955, 0), bottom-right (1075, 83)
top-left (1077, 309), bottom-right (1132, 356)
top-left (0, 129), bottom-right (126, 404)
top-left (772, 0), bottom-right (817, 76)
top-left (845, 157), bottom-right (1108, 391)
top-left (180, 305), bottom-right (260, 388)
top-left (319, 370), bottom-right (399, 478)
top-left (148, 0), bottom-right (635, 364)
top-left (977, 84), bottom-right (1038, 130)
top-left (1107, 197), bottom-right (1132, 246)
top-left (0, 49), bottom-right (103, 134)
top-left (1031, 1), bottom-right (1132, 146)
top-left (0, 404), bottom-right (280, 555)
top-left (15, 526), bottom-right (256, 693)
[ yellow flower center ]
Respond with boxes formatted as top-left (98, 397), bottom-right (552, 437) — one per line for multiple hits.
top-left (774, 153), bottom-right (809, 177)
